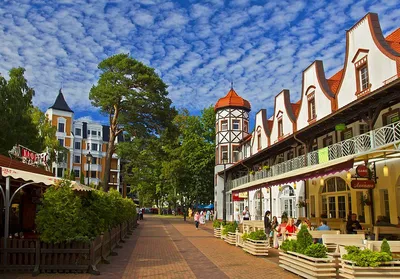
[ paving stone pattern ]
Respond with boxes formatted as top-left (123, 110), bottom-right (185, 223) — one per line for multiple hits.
top-left (4, 216), bottom-right (297, 279)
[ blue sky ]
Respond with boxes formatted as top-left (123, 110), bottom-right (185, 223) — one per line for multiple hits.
top-left (0, 0), bottom-right (399, 126)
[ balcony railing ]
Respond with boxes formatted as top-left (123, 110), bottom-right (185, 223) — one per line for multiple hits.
top-left (230, 121), bottom-right (400, 190)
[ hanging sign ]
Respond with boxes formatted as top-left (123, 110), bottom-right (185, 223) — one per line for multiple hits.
top-left (351, 180), bottom-right (375, 189)
top-left (8, 145), bottom-right (48, 168)
top-left (238, 192), bottom-right (248, 199)
top-left (356, 165), bottom-right (369, 178)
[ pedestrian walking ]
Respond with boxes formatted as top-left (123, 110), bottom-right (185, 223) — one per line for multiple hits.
top-left (200, 211), bottom-right (206, 225)
top-left (194, 211), bottom-right (200, 230)
top-left (206, 209), bottom-right (210, 221)
top-left (242, 206), bottom-right (250, 221)
top-left (139, 208), bottom-right (143, 220)
top-left (234, 208), bottom-right (241, 225)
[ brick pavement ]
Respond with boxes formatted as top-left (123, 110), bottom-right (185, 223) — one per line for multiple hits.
top-left (3, 216), bottom-right (298, 279)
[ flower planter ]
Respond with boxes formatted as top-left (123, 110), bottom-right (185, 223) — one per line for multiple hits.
top-left (214, 227), bottom-right (221, 238)
top-left (279, 251), bottom-right (336, 279)
top-left (236, 232), bottom-right (245, 248)
top-left (224, 232), bottom-right (236, 245)
top-left (243, 239), bottom-right (268, 256)
top-left (338, 259), bottom-right (400, 279)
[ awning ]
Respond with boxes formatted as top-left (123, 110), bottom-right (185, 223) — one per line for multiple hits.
top-left (1, 166), bottom-right (59, 186)
top-left (231, 155), bottom-right (355, 193)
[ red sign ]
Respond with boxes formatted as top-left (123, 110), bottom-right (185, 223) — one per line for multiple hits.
top-left (356, 165), bottom-right (369, 177)
top-left (232, 193), bottom-right (244, 201)
top-left (9, 145), bottom-right (48, 167)
top-left (351, 180), bottom-right (375, 189)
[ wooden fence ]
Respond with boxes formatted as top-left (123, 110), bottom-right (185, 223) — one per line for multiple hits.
top-left (0, 216), bottom-right (138, 276)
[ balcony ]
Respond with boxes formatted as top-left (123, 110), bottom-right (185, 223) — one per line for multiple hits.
top-left (231, 121), bottom-right (400, 189)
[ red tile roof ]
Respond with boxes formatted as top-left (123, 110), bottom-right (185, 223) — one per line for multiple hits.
top-left (267, 120), bottom-right (273, 131)
top-left (386, 28), bottom-right (400, 53)
top-left (327, 69), bottom-right (344, 95)
top-left (291, 103), bottom-right (300, 117)
top-left (0, 154), bottom-right (54, 176)
top-left (214, 88), bottom-right (251, 111)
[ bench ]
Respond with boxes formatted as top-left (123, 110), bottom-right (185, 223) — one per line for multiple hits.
top-left (374, 226), bottom-right (400, 240)
top-left (365, 240), bottom-right (400, 253)
top-left (322, 234), bottom-right (365, 253)
top-left (310, 230), bottom-right (340, 239)
top-left (242, 220), bottom-right (264, 233)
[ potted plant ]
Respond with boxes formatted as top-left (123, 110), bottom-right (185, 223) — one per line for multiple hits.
top-left (242, 230), bottom-right (269, 256)
top-left (249, 170), bottom-right (255, 175)
top-left (263, 165), bottom-right (270, 170)
top-left (213, 219), bottom-right (222, 238)
top-left (360, 194), bottom-right (372, 206)
top-left (222, 222), bottom-right (238, 244)
top-left (339, 240), bottom-right (400, 278)
top-left (279, 225), bottom-right (336, 278)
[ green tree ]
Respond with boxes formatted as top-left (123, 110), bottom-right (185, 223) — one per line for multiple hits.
top-left (0, 67), bottom-right (40, 155)
top-left (89, 54), bottom-right (175, 191)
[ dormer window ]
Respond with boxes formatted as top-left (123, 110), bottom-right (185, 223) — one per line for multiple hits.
top-left (360, 66), bottom-right (369, 91)
top-left (257, 133), bottom-right (261, 150)
top-left (278, 119), bottom-right (283, 138)
top-left (308, 96), bottom-right (316, 120)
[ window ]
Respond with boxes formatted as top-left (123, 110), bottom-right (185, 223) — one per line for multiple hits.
top-left (221, 146), bottom-right (228, 163)
top-left (74, 155), bottom-right (80, 163)
top-left (91, 157), bottom-right (97, 164)
top-left (310, 195), bottom-right (316, 217)
top-left (278, 119), bottom-right (283, 137)
top-left (75, 128), bottom-right (81, 136)
top-left (360, 66), bottom-right (369, 91)
top-left (257, 133), bottom-right (261, 150)
top-left (323, 136), bottom-right (333, 147)
top-left (91, 171), bottom-right (96, 178)
top-left (88, 130), bottom-right (90, 135)
top-left (232, 146), bottom-right (240, 162)
top-left (75, 141), bottom-right (81, 150)
top-left (321, 177), bottom-right (350, 219)
top-left (98, 131), bottom-right (101, 136)
top-left (92, 130), bottom-right (97, 136)
top-left (58, 122), bottom-right (65, 133)
top-left (74, 169), bottom-right (80, 178)
top-left (243, 121), bottom-right (248, 133)
top-left (91, 143), bottom-right (98, 151)
top-left (383, 110), bottom-right (400, 125)
top-left (382, 189), bottom-right (390, 218)
top-left (308, 97), bottom-right (316, 120)
top-left (221, 120), bottom-right (228, 131)
top-left (57, 168), bottom-right (63, 178)
top-left (341, 128), bottom-right (353, 140)
top-left (287, 151), bottom-right (294, 160)
top-left (232, 120), bottom-right (240, 130)
top-left (58, 139), bottom-right (64, 147)
top-left (359, 123), bottom-right (368, 135)
top-left (298, 146), bottom-right (305, 156)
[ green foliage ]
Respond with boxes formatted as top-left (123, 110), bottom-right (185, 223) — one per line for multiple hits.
top-left (343, 246), bottom-right (392, 267)
top-left (296, 225), bottom-right (313, 254)
top-left (242, 232), bottom-right (249, 241)
top-left (36, 180), bottom-right (136, 243)
top-left (280, 239), bottom-right (298, 252)
top-left (213, 219), bottom-right (222, 228)
top-left (80, 174), bottom-right (85, 184)
top-left (381, 239), bottom-right (391, 256)
top-left (0, 67), bottom-right (43, 155)
top-left (304, 243), bottom-right (328, 258)
top-left (89, 53), bottom-right (176, 190)
top-left (222, 222), bottom-right (238, 235)
top-left (247, 230), bottom-right (267, 240)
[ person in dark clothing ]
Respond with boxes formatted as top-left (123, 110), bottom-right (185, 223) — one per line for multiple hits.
top-left (264, 210), bottom-right (272, 236)
top-left (346, 213), bottom-right (362, 234)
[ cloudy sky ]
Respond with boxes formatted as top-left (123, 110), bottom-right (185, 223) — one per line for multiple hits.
top-left (0, 0), bottom-right (399, 125)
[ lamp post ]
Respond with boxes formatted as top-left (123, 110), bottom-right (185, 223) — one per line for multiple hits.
top-left (222, 158), bottom-right (228, 222)
top-left (86, 152), bottom-right (93, 186)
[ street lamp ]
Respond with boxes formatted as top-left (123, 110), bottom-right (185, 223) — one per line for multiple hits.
top-left (86, 152), bottom-right (93, 186)
top-left (222, 157), bottom-right (228, 223)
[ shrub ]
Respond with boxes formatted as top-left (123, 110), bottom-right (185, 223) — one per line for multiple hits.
top-left (296, 225), bottom-right (313, 254)
top-left (342, 246), bottom-right (392, 267)
top-left (242, 232), bottom-right (249, 241)
top-left (213, 219), bottom-right (222, 228)
top-left (304, 243), bottom-right (327, 258)
top-left (280, 239), bottom-right (297, 252)
top-left (247, 230), bottom-right (267, 240)
top-left (222, 222), bottom-right (238, 235)
top-left (36, 179), bottom-right (136, 244)
top-left (381, 239), bottom-right (391, 256)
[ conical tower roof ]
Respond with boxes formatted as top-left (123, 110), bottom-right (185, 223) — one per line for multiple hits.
top-left (49, 89), bottom-right (73, 113)
top-left (214, 88), bottom-right (251, 111)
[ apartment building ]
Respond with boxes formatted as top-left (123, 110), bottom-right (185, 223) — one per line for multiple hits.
top-left (215, 13), bottom-right (400, 227)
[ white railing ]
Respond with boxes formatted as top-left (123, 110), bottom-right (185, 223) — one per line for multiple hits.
top-left (230, 121), bottom-right (400, 189)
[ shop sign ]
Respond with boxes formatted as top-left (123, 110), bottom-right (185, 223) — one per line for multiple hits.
top-left (356, 165), bottom-right (369, 178)
top-left (9, 145), bottom-right (48, 167)
top-left (351, 180), bottom-right (375, 189)
top-left (238, 192), bottom-right (248, 199)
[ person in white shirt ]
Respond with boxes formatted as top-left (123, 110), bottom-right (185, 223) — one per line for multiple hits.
top-left (234, 208), bottom-right (241, 224)
top-left (243, 206), bottom-right (250, 221)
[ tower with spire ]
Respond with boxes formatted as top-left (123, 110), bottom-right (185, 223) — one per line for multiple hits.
top-left (214, 87), bottom-right (251, 221)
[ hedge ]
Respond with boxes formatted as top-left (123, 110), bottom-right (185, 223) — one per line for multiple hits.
top-left (36, 180), bottom-right (136, 243)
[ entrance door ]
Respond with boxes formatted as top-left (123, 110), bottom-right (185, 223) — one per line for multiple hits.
top-left (254, 190), bottom-right (263, 220)
top-left (281, 198), bottom-right (296, 218)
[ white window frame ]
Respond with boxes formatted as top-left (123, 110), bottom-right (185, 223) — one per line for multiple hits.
top-left (221, 120), bottom-right (228, 131)
top-left (232, 120), bottom-right (240, 130)
top-left (57, 117), bottom-right (66, 133)
top-left (360, 66), bottom-right (369, 91)
top-left (74, 155), bottom-right (81, 164)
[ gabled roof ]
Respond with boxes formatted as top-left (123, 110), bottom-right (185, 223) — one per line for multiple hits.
top-left (49, 89), bottom-right (73, 113)
top-left (327, 69), bottom-right (343, 95)
top-left (214, 88), bottom-right (251, 111)
top-left (291, 101), bottom-right (301, 118)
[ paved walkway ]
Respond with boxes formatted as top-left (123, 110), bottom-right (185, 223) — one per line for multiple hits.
top-left (5, 216), bottom-right (297, 279)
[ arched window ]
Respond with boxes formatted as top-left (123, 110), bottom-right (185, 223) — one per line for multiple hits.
top-left (321, 177), bottom-right (351, 219)
top-left (279, 185), bottom-right (296, 218)
top-left (253, 190), bottom-right (264, 220)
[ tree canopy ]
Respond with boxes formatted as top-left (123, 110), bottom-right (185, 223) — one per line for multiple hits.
top-left (89, 54), bottom-right (176, 191)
